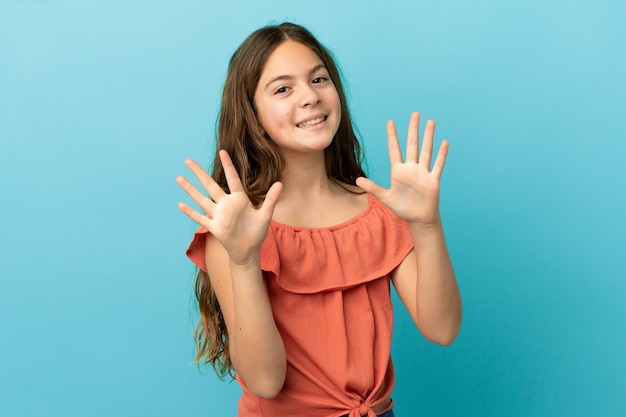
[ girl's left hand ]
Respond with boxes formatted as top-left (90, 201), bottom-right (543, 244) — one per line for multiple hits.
top-left (356, 112), bottom-right (448, 226)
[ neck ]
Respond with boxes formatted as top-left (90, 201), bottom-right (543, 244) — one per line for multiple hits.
top-left (271, 151), bottom-right (366, 228)
top-left (279, 151), bottom-right (334, 200)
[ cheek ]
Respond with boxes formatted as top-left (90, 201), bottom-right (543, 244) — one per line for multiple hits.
top-left (327, 87), bottom-right (341, 111)
top-left (257, 104), bottom-right (292, 140)
top-left (330, 90), bottom-right (342, 123)
top-left (255, 102), bottom-right (278, 133)
top-left (267, 104), bottom-right (292, 130)
top-left (273, 101), bottom-right (292, 118)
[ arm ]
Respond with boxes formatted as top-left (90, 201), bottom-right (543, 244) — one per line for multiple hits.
top-left (391, 224), bottom-right (461, 345)
top-left (204, 235), bottom-right (287, 397)
top-left (356, 112), bottom-right (462, 345)
top-left (177, 150), bottom-right (286, 397)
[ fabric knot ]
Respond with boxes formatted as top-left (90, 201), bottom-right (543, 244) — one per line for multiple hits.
top-left (348, 402), bottom-right (376, 417)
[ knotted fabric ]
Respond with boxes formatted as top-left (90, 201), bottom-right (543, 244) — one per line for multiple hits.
top-left (348, 401), bottom-right (377, 417)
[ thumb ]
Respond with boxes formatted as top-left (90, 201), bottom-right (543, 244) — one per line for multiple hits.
top-left (260, 181), bottom-right (283, 214)
top-left (356, 177), bottom-right (387, 200)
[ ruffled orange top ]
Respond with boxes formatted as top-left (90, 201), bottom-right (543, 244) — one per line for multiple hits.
top-left (186, 194), bottom-right (413, 417)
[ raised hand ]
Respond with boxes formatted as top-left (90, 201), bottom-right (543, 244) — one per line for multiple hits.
top-left (177, 150), bottom-right (283, 265)
top-left (356, 112), bottom-right (448, 226)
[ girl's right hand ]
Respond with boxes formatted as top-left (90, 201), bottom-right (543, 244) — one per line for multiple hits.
top-left (176, 150), bottom-right (283, 266)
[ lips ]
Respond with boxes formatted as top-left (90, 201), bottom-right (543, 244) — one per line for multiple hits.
top-left (296, 115), bottom-right (327, 128)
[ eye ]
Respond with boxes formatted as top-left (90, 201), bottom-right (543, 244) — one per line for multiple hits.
top-left (312, 76), bottom-right (328, 84)
top-left (274, 86), bottom-right (289, 94)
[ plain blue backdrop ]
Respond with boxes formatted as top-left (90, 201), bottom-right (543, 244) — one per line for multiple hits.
top-left (1, 0), bottom-right (625, 416)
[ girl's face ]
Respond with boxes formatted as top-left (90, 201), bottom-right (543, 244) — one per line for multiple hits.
top-left (253, 40), bottom-right (341, 157)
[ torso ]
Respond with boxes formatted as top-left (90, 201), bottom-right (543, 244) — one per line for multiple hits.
top-left (237, 192), bottom-right (414, 417)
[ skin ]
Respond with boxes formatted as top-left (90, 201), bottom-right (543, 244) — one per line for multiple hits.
top-left (254, 41), bottom-right (341, 162)
top-left (176, 40), bottom-right (462, 399)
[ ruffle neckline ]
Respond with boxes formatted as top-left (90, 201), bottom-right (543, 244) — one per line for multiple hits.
top-left (260, 195), bottom-right (413, 294)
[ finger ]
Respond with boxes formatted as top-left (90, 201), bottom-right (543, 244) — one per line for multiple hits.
top-left (184, 158), bottom-right (226, 201)
top-left (419, 119), bottom-right (436, 169)
top-left (431, 140), bottom-right (449, 179)
top-left (386, 120), bottom-right (403, 165)
top-left (176, 175), bottom-right (215, 215)
top-left (178, 201), bottom-right (212, 229)
top-left (356, 176), bottom-right (388, 200)
top-left (406, 112), bottom-right (420, 162)
top-left (219, 150), bottom-right (245, 193)
top-left (259, 181), bottom-right (283, 217)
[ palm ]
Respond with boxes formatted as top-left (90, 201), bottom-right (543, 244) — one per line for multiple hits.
top-left (206, 189), bottom-right (265, 248)
top-left (356, 112), bottom-right (448, 225)
top-left (177, 150), bottom-right (282, 264)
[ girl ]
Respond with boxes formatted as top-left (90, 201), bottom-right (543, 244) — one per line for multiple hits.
top-left (177, 22), bottom-right (461, 417)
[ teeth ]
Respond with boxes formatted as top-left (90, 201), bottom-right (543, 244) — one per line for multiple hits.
top-left (298, 116), bottom-right (325, 128)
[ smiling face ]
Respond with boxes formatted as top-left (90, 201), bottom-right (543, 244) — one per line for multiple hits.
top-left (253, 40), bottom-right (341, 158)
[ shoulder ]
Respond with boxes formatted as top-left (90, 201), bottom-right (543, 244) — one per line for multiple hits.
top-left (334, 181), bottom-right (364, 194)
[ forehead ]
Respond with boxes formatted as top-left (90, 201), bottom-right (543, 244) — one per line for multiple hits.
top-left (259, 40), bottom-right (324, 79)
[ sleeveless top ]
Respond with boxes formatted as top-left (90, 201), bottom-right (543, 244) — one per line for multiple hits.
top-left (186, 194), bottom-right (414, 417)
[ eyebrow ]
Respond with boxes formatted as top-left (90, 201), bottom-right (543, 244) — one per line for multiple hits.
top-left (264, 64), bottom-right (328, 90)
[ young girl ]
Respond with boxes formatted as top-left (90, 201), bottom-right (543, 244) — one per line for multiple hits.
top-left (177, 22), bottom-right (461, 417)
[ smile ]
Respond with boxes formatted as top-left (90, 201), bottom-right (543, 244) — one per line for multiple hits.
top-left (297, 116), bottom-right (327, 128)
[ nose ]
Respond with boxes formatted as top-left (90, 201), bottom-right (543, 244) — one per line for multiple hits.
top-left (299, 84), bottom-right (321, 107)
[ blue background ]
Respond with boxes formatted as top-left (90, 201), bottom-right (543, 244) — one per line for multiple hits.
top-left (1, 0), bottom-right (625, 416)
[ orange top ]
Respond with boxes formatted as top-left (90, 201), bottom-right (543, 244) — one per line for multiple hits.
top-left (186, 194), bottom-right (414, 417)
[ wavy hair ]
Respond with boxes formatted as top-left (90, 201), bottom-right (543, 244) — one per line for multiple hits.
top-left (193, 22), bottom-right (366, 378)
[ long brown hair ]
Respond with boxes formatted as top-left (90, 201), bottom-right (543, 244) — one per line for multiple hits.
top-left (193, 22), bottom-right (366, 378)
